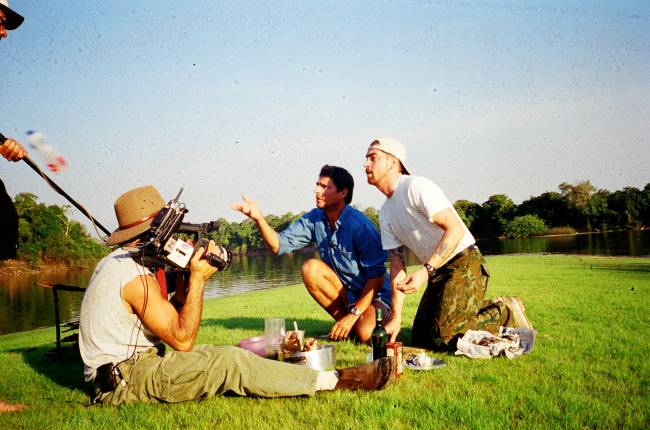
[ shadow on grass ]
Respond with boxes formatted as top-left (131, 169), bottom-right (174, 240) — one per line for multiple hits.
top-left (9, 343), bottom-right (89, 397)
top-left (201, 317), bottom-right (331, 334)
top-left (587, 262), bottom-right (650, 273)
top-left (200, 317), bottom-right (414, 345)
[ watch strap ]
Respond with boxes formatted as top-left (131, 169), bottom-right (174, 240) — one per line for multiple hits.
top-left (348, 305), bottom-right (362, 316)
top-left (424, 263), bottom-right (436, 277)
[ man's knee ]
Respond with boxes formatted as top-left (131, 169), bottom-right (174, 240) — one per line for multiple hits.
top-left (301, 258), bottom-right (326, 287)
top-left (202, 344), bottom-right (247, 364)
top-left (354, 324), bottom-right (373, 344)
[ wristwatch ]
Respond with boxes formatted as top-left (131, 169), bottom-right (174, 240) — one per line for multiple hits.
top-left (348, 306), bottom-right (362, 317)
top-left (424, 263), bottom-right (437, 277)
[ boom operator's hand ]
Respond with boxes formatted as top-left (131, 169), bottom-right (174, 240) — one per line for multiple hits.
top-left (0, 137), bottom-right (27, 162)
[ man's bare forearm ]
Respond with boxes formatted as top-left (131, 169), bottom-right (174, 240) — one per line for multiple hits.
top-left (175, 275), bottom-right (205, 350)
top-left (353, 275), bottom-right (384, 314)
top-left (253, 216), bottom-right (280, 254)
top-left (427, 237), bottom-right (455, 268)
top-left (390, 245), bottom-right (407, 269)
top-left (426, 208), bottom-right (465, 269)
top-left (388, 247), bottom-right (407, 320)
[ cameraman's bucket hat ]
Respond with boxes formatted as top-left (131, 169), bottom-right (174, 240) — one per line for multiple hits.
top-left (106, 185), bottom-right (166, 246)
top-left (0, 0), bottom-right (24, 30)
top-left (368, 137), bottom-right (410, 175)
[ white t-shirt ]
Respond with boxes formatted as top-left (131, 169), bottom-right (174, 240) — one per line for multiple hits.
top-left (379, 175), bottom-right (475, 265)
top-left (79, 248), bottom-right (162, 381)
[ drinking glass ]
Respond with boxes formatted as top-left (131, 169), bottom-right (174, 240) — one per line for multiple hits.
top-left (264, 318), bottom-right (286, 357)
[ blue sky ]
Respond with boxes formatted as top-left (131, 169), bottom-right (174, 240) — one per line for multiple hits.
top-left (1, 1), bottom-right (648, 236)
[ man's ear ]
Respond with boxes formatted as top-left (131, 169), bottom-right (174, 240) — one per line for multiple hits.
top-left (340, 188), bottom-right (349, 199)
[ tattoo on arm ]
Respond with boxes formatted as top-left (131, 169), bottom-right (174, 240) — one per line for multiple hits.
top-left (433, 242), bottom-right (451, 261)
top-left (389, 246), bottom-right (407, 268)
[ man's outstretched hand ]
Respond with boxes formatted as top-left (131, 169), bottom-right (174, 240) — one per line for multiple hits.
top-left (231, 195), bottom-right (263, 221)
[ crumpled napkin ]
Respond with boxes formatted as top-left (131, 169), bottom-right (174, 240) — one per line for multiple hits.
top-left (455, 327), bottom-right (536, 359)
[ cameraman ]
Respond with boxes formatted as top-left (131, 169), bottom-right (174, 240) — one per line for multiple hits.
top-left (79, 185), bottom-right (393, 406)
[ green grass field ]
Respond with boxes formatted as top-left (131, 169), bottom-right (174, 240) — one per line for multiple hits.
top-left (1, 255), bottom-right (648, 429)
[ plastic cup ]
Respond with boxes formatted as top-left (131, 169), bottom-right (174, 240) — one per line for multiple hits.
top-left (264, 318), bottom-right (286, 344)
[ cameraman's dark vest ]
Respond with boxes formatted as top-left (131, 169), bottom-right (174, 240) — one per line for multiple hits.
top-left (0, 179), bottom-right (19, 260)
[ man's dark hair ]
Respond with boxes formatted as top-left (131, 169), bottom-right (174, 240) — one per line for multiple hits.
top-left (319, 165), bottom-right (354, 204)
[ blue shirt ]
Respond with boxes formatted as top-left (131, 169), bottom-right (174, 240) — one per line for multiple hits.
top-left (278, 205), bottom-right (391, 306)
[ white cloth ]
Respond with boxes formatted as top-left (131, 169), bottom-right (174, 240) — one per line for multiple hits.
top-left (454, 327), bottom-right (537, 359)
top-left (79, 248), bottom-right (162, 381)
top-left (379, 175), bottom-right (475, 264)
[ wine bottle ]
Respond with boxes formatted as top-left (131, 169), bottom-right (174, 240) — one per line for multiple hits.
top-left (371, 307), bottom-right (388, 360)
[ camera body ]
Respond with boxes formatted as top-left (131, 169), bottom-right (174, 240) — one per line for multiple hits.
top-left (140, 188), bottom-right (231, 271)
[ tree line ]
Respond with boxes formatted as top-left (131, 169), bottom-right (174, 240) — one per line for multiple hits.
top-left (11, 180), bottom-right (650, 263)
top-left (204, 180), bottom-right (650, 253)
top-left (453, 180), bottom-right (650, 239)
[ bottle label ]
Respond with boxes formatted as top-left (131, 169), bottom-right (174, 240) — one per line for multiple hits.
top-left (387, 342), bottom-right (403, 377)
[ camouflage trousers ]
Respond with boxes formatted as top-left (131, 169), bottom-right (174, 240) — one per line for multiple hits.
top-left (411, 246), bottom-right (508, 352)
top-left (94, 345), bottom-right (320, 406)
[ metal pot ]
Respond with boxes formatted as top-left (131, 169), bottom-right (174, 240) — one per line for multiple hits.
top-left (280, 344), bottom-right (336, 371)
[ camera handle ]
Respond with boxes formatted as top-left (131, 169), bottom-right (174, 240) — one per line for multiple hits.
top-left (204, 250), bottom-right (231, 270)
top-left (195, 239), bottom-right (231, 270)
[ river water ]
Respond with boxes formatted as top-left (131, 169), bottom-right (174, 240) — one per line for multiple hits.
top-left (1, 230), bottom-right (648, 335)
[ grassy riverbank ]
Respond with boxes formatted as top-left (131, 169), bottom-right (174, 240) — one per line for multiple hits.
top-left (0, 259), bottom-right (98, 276)
top-left (0, 255), bottom-right (648, 429)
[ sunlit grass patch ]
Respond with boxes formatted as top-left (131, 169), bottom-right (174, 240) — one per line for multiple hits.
top-left (0, 255), bottom-right (648, 429)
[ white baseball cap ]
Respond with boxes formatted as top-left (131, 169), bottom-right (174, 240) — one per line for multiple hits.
top-left (368, 137), bottom-right (410, 175)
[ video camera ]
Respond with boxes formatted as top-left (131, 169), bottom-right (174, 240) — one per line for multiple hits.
top-left (139, 188), bottom-right (231, 271)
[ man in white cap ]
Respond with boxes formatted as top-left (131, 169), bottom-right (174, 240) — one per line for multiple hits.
top-left (79, 185), bottom-right (393, 406)
top-left (364, 137), bottom-right (533, 351)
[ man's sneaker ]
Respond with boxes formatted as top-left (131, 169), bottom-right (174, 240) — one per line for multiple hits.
top-left (334, 357), bottom-right (394, 391)
top-left (498, 295), bottom-right (534, 330)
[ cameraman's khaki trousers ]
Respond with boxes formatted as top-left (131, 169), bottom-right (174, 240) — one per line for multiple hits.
top-left (96, 345), bottom-right (320, 406)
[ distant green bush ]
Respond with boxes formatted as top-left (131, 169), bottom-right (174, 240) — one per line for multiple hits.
top-left (504, 215), bottom-right (547, 238)
top-left (14, 192), bottom-right (108, 264)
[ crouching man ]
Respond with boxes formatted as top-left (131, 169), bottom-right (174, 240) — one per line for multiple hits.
top-left (232, 165), bottom-right (391, 343)
top-left (79, 185), bottom-right (393, 406)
